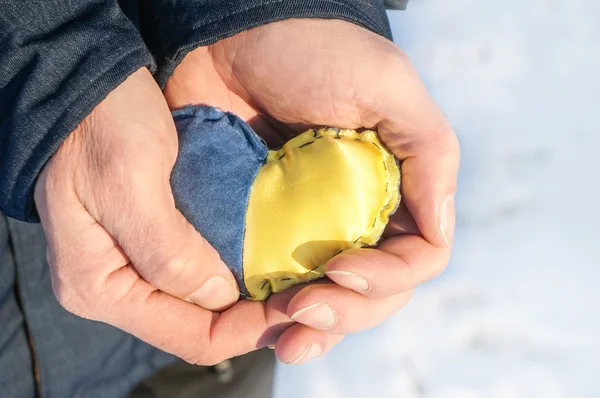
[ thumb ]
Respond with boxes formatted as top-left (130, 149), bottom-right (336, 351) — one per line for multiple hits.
top-left (97, 177), bottom-right (240, 311)
top-left (373, 60), bottom-right (460, 248)
top-left (394, 128), bottom-right (459, 247)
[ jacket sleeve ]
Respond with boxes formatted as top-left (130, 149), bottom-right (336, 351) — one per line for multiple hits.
top-left (138, 0), bottom-right (394, 88)
top-left (0, 0), bottom-right (155, 222)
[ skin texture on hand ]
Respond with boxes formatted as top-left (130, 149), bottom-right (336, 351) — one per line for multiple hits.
top-left (34, 68), bottom-right (301, 365)
top-left (165, 18), bottom-right (460, 365)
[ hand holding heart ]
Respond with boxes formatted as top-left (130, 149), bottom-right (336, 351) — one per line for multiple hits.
top-left (166, 18), bottom-right (460, 363)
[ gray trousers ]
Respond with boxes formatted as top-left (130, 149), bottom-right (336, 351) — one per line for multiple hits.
top-left (0, 214), bottom-right (275, 398)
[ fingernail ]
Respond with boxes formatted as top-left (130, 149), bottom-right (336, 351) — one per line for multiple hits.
top-left (290, 302), bottom-right (336, 330)
top-left (187, 276), bottom-right (239, 311)
top-left (267, 345), bottom-right (275, 350)
top-left (290, 344), bottom-right (323, 364)
top-left (325, 271), bottom-right (369, 292)
top-left (439, 193), bottom-right (456, 246)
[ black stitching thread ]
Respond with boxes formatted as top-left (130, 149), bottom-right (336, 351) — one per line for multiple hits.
top-left (334, 249), bottom-right (344, 256)
top-left (274, 130), bottom-right (355, 163)
top-left (261, 280), bottom-right (269, 290)
top-left (309, 265), bottom-right (320, 272)
top-left (371, 142), bottom-right (381, 150)
top-left (281, 278), bottom-right (292, 281)
top-left (385, 182), bottom-right (388, 192)
top-left (383, 161), bottom-right (387, 170)
top-left (373, 217), bottom-right (377, 227)
top-left (353, 237), bottom-right (362, 243)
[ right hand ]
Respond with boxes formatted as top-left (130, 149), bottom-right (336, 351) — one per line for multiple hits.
top-left (34, 67), bottom-right (295, 365)
top-left (163, 19), bottom-right (459, 364)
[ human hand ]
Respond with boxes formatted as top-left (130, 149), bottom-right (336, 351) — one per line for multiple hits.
top-left (34, 68), bottom-right (297, 365)
top-left (164, 19), bottom-right (459, 364)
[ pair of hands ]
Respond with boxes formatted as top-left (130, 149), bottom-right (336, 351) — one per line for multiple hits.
top-left (35, 20), bottom-right (459, 365)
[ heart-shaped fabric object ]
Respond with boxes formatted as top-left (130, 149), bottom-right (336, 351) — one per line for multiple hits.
top-left (170, 106), bottom-right (400, 301)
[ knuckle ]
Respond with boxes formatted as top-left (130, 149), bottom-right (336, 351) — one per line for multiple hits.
top-left (49, 256), bottom-right (108, 319)
top-left (431, 257), bottom-right (451, 279)
top-left (193, 354), bottom-right (223, 367)
top-left (181, 323), bottom-right (219, 366)
top-left (151, 250), bottom-right (195, 289)
top-left (380, 46), bottom-right (411, 74)
top-left (162, 258), bottom-right (190, 287)
top-left (401, 289), bottom-right (414, 307)
top-left (51, 276), bottom-right (85, 316)
top-left (392, 290), bottom-right (414, 313)
top-left (437, 129), bottom-right (461, 158)
top-left (182, 346), bottom-right (221, 367)
top-left (141, 226), bottom-right (210, 291)
top-left (390, 46), bottom-right (410, 66)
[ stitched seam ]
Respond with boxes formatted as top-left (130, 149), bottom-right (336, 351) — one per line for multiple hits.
top-left (255, 127), bottom-right (400, 295)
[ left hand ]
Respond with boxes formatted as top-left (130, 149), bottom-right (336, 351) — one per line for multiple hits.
top-left (164, 18), bottom-right (460, 364)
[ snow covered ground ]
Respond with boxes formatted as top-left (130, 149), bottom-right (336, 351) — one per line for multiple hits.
top-left (274, 1), bottom-right (600, 397)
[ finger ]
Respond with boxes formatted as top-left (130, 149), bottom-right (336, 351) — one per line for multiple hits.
top-left (397, 139), bottom-right (459, 248)
top-left (96, 178), bottom-right (239, 311)
top-left (273, 324), bottom-right (344, 365)
top-left (325, 235), bottom-right (450, 299)
top-left (79, 263), bottom-right (299, 365)
top-left (365, 56), bottom-right (460, 248)
top-left (103, 267), bottom-right (300, 365)
top-left (287, 283), bottom-right (412, 334)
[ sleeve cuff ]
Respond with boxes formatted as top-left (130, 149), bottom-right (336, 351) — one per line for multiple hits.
top-left (139, 0), bottom-right (392, 88)
top-left (0, 8), bottom-right (155, 221)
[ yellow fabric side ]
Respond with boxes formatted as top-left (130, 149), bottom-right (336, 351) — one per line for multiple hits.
top-left (243, 128), bottom-right (401, 300)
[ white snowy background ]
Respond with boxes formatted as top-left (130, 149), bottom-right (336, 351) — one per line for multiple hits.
top-left (274, 1), bottom-right (600, 397)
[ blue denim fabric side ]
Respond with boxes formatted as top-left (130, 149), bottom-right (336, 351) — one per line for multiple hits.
top-left (171, 106), bottom-right (268, 298)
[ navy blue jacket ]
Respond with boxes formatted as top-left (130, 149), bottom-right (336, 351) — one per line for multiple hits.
top-left (0, 0), bottom-right (395, 222)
